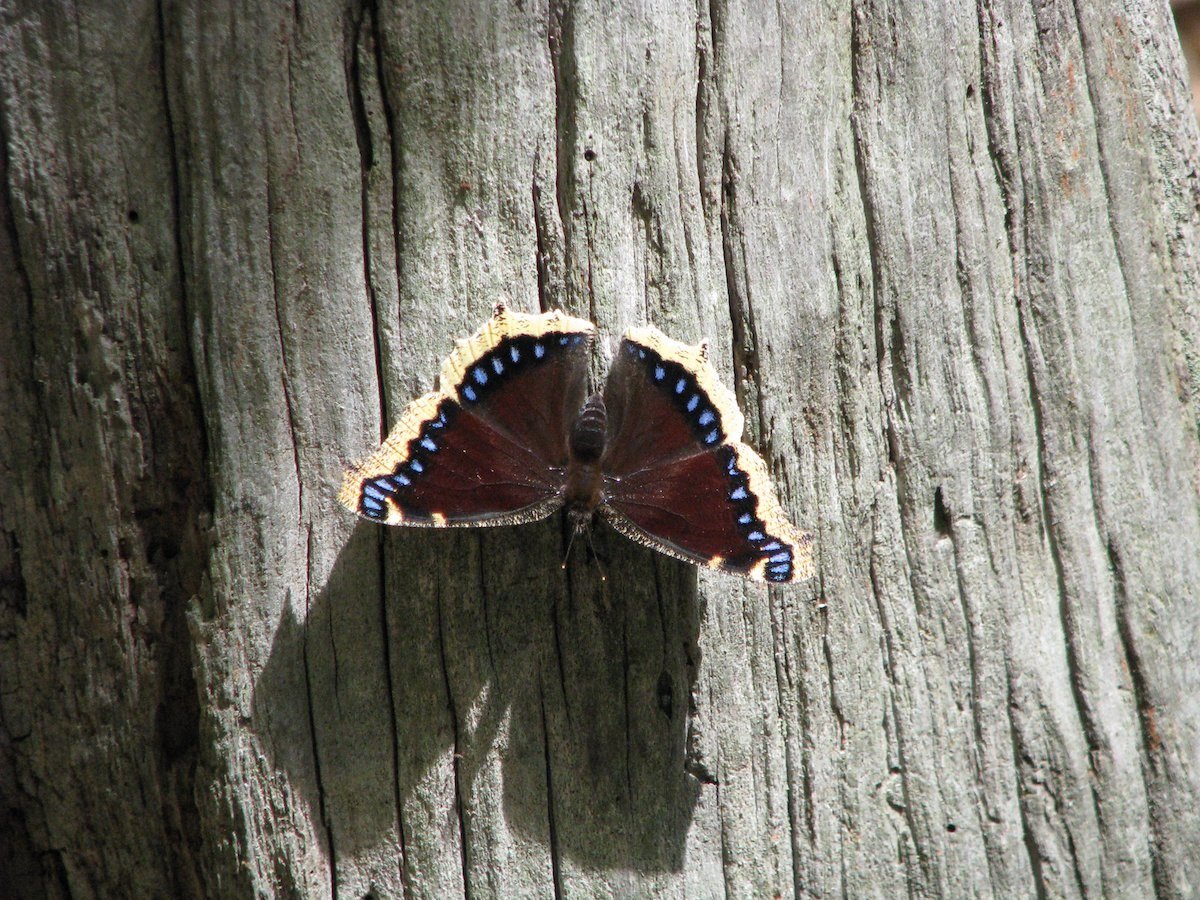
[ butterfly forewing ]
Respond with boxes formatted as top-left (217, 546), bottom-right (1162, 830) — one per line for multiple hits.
top-left (340, 307), bottom-right (595, 527)
top-left (600, 328), bottom-right (814, 583)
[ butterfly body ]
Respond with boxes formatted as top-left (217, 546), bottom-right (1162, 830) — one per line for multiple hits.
top-left (563, 393), bottom-right (608, 530)
top-left (341, 304), bottom-right (814, 583)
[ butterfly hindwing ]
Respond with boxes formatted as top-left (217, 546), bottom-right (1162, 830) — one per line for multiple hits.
top-left (599, 327), bottom-right (814, 583)
top-left (339, 305), bottom-right (595, 527)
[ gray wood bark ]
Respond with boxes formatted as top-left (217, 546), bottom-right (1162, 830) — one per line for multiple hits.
top-left (2, 0), bottom-right (1199, 896)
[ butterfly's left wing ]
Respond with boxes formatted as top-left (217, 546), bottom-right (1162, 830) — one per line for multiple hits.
top-left (599, 326), bottom-right (813, 583)
top-left (340, 304), bottom-right (594, 527)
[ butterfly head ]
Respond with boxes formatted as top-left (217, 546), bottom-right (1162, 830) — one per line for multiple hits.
top-left (567, 503), bottom-right (595, 534)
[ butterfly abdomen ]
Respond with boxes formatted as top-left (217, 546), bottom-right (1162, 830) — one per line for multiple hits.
top-left (564, 394), bottom-right (607, 527)
top-left (569, 394), bottom-right (607, 462)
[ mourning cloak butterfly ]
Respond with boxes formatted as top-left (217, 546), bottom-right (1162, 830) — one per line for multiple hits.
top-left (339, 304), bottom-right (814, 583)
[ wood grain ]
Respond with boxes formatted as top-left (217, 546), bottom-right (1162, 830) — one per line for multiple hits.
top-left (1, 0), bottom-right (1198, 896)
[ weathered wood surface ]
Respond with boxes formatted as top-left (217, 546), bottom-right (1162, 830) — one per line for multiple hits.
top-left (2, 0), bottom-right (1199, 896)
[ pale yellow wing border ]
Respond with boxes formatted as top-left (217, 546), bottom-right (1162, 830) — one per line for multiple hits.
top-left (339, 303), bottom-right (596, 525)
top-left (617, 324), bottom-right (815, 583)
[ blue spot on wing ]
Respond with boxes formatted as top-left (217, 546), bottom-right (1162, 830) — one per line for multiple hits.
top-left (473, 366), bottom-right (488, 385)
top-left (394, 473), bottom-right (411, 487)
top-left (364, 484), bottom-right (388, 502)
top-left (698, 410), bottom-right (714, 426)
top-left (534, 342), bottom-right (545, 359)
top-left (492, 357), bottom-right (504, 375)
top-left (687, 394), bottom-right (700, 412)
top-left (462, 385), bottom-right (477, 402)
top-left (409, 460), bottom-right (423, 473)
top-left (770, 550), bottom-right (790, 563)
top-left (760, 540), bottom-right (781, 552)
top-left (748, 531), bottom-right (764, 542)
top-left (738, 512), bottom-right (753, 525)
top-left (654, 365), bottom-right (665, 381)
top-left (510, 345), bottom-right (520, 363)
top-left (675, 378), bottom-right (687, 394)
top-left (420, 437), bottom-right (437, 452)
top-left (362, 495), bottom-right (384, 513)
top-left (705, 429), bottom-right (719, 445)
top-left (730, 486), bottom-right (747, 501)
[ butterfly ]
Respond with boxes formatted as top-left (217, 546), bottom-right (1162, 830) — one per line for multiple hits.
top-left (339, 304), bottom-right (814, 583)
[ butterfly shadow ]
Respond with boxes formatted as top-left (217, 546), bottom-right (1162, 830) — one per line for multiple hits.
top-left (253, 512), bottom-right (705, 876)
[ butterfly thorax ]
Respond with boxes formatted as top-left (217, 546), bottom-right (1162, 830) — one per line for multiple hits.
top-left (564, 393), bottom-right (607, 531)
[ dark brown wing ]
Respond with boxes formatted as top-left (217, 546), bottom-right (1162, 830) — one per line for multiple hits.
top-left (599, 326), bottom-right (813, 583)
top-left (340, 305), bottom-right (594, 527)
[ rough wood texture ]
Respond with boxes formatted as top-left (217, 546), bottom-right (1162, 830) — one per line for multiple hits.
top-left (2, 0), bottom-right (1199, 896)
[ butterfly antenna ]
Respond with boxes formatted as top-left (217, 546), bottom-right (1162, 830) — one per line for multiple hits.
top-left (562, 526), bottom-right (578, 570)
top-left (585, 526), bottom-right (607, 582)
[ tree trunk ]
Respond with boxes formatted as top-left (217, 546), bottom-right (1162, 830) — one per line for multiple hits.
top-left (3, 0), bottom-right (1199, 896)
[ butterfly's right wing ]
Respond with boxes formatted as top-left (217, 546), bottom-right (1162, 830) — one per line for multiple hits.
top-left (340, 305), bottom-right (595, 527)
top-left (599, 326), bottom-right (813, 583)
